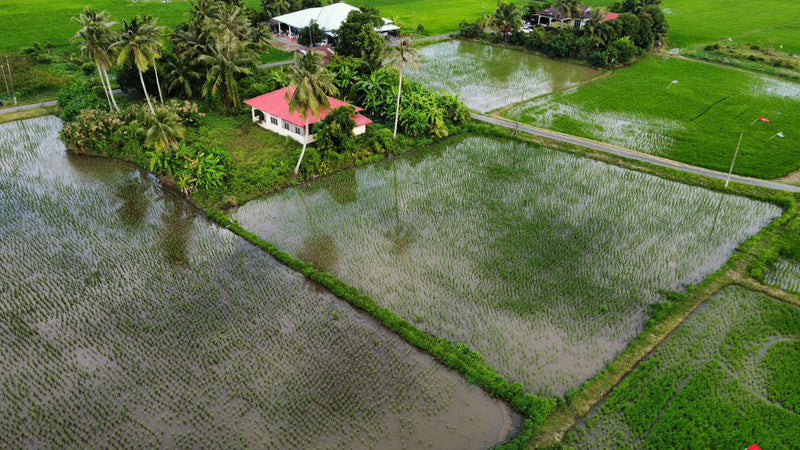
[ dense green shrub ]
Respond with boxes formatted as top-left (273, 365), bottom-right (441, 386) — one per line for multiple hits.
top-left (56, 80), bottom-right (106, 121)
top-left (312, 105), bottom-right (357, 155)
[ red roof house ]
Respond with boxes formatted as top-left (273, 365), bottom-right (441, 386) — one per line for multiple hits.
top-left (244, 86), bottom-right (373, 145)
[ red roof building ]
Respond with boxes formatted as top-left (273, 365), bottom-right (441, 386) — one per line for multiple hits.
top-left (244, 87), bottom-right (373, 145)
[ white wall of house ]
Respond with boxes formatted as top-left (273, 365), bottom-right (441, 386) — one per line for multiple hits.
top-left (251, 107), bottom-right (314, 145)
top-left (251, 107), bottom-right (367, 144)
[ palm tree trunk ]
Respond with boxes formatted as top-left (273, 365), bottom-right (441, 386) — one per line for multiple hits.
top-left (96, 63), bottom-right (113, 111)
top-left (153, 62), bottom-right (165, 105)
top-left (101, 68), bottom-right (120, 113)
top-left (138, 67), bottom-right (156, 116)
top-left (393, 67), bottom-right (403, 141)
top-left (294, 115), bottom-right (309, 175)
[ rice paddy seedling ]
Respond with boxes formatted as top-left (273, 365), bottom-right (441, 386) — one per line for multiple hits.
top-left (0, 117), bottom-right (516, 448)
top-left (564, 287), bottom-right (800, 448)
top-left (233, 135), bottom-right (780, 395)
top-left (765, 259), bottom-right (800, 294)
top-left (507, 56), bottom-right (800, 179)
top-left (405, 41), bottom-right (600, 113)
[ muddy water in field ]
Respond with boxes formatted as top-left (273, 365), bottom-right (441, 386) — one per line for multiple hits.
top-left (0, 117), bottom-right (517, 448)
top-left (234, 136), bottom-right (780, 395)
top-left (406, 40), bottom-right (601, 112)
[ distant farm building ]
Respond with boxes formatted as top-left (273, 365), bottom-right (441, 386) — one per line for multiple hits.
top-left (270, 3), bottom-right (399, 42)
top-left (244, 87), bottom-right (372, 145)
top-left (531, 5), bottom-right (619, 29)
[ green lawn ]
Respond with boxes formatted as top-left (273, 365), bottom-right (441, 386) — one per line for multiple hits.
top-left (260, 47), bottom-right (294, 64)
top-left (508, 56), bottom-right (800, 179)
top-left (360, 0), bottom-right (527, 37)
top-left (658, 0), bottom-right (800, 51)
top-left (0, 0), bottom-right (260, 51)
top-left (186, 112), bottom-right (300, 207)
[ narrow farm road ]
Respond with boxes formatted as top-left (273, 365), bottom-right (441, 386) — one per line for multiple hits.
top-left (258, 60), bottom-right (293, 69)
top-left (472, 113), bottom-right (800, 193)
top-left (0, 89), bottom-right (124, 116)
top-left (0, 100), bottom-right (56, 115)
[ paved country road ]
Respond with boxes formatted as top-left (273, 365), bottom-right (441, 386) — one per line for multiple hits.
top-left (0, 89), bottom-right (124, 116)
top-left (472, 113), bottom-right (800, 194)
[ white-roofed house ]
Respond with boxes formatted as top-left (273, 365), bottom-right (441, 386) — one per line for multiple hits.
top-left (270, 2), bottom-right (399, 43)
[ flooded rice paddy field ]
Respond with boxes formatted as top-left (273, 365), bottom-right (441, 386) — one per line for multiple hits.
top-left (405, 40), bottom-right (600, 113)
top-left (765, 259), bottom-right (800, 294)
top-left (233, 136), bottom-right (780, 395)
top-left (507, 56), bottom-right (800, 179)
top-left (564, 287), bottom-right (800, 449)
top-left (0, 117), bottom-right (516, 448)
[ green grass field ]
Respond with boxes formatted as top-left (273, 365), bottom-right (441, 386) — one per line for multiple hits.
top-left (659, 0), bottom-right (800, 52)
top-left (564, 286), bottom-right (800, 448)
top-left (0, 0), bottom-right (260, 51)
top-left (508, 56), bottom-right (800, 179)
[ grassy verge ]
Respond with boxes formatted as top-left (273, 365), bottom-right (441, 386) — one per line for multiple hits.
top-left (0, 106), bottom-right (56, 124)
top-left (686, 45), bottom-right (799, 82)
top-left (204, 207), bottom-right (556, 447)
top-left (260, 47), bottom-right (294, 65)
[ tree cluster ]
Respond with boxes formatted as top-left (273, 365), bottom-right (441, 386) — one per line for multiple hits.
top-left (463, 0), bottom-right (669, 67)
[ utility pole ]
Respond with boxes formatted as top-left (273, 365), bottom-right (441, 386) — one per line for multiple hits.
top-left (724, 132), bottom-right (744, 188)
top-left (0, 63), bottom-right (10, 102)
top-left (6, 57), bottom-right (17, 105)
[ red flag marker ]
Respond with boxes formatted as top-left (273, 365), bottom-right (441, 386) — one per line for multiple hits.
top-left (747, 444), bottom-right (761, 450)
top-left (759, 116), bottom-right (770, 123)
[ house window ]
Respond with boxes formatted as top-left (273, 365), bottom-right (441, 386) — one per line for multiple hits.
top-left (294, 126), bottom-right (302, 135)
top-left (271, 116), bottom-right (278, 125)
top-left (283, 122), bottom-right (290, 130)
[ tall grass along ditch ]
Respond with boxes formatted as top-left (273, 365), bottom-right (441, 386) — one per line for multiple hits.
top-left (564, 287), bottom-right (800, 448)
top-left (0, 117), bottom-right (517, 448)
top-left (233, 136), bottom-right (781, 396)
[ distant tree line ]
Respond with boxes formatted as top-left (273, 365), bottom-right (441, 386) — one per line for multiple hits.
top-left (460, 0), bottom-right (669, 68)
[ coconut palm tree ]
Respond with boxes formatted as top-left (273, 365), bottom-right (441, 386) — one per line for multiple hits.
top-left (385, 37), bottom-right (420, 140)
top-left (145, 106), bottom-right (185, 153)
top-left (585, 9), bottom-right (612, 47)
top-left (114, 16), bottom-right (163, 115)
top-left (198, 39), bottom-right (255, 114)
top-left (559, 0), bottom-right (582, 19)
top-left (490, 2), bottom-right (524, 41)
top-left (72, 8), bottom-right (120, 112)
top-left (286, 50), bottom-right (338, 175)
top-left (141, 16), bottom-right (166, 105)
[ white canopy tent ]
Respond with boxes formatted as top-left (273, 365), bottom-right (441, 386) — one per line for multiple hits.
top-left (271, 3), bottom-right (399, 36)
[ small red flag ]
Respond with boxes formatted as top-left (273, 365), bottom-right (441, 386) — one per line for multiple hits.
top-left (747, 444), bottom-right (761, 450)
top-left (759, 116), bottom-right (770, 123)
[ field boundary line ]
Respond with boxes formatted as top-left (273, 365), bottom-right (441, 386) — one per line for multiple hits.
top-left (472, 113), bottom-right (800, 193)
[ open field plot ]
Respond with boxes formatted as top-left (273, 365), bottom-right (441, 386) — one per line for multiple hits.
top-left (233, 136), bottom-right (780, 395)
top-left (0, 0), bottom-right (260, 51)
top-left (406, 41), bottom-right (600, 113)
top-left (658, 0), bottom-right (800, 52)
top-left (0, 117), bottom-right (515, 448)
top-left (508, 56), bottom-right (800, 179)
top-left (765, 259), bottom-right (800, 294)
top-left (563, 286), bottom-right (800, 448)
